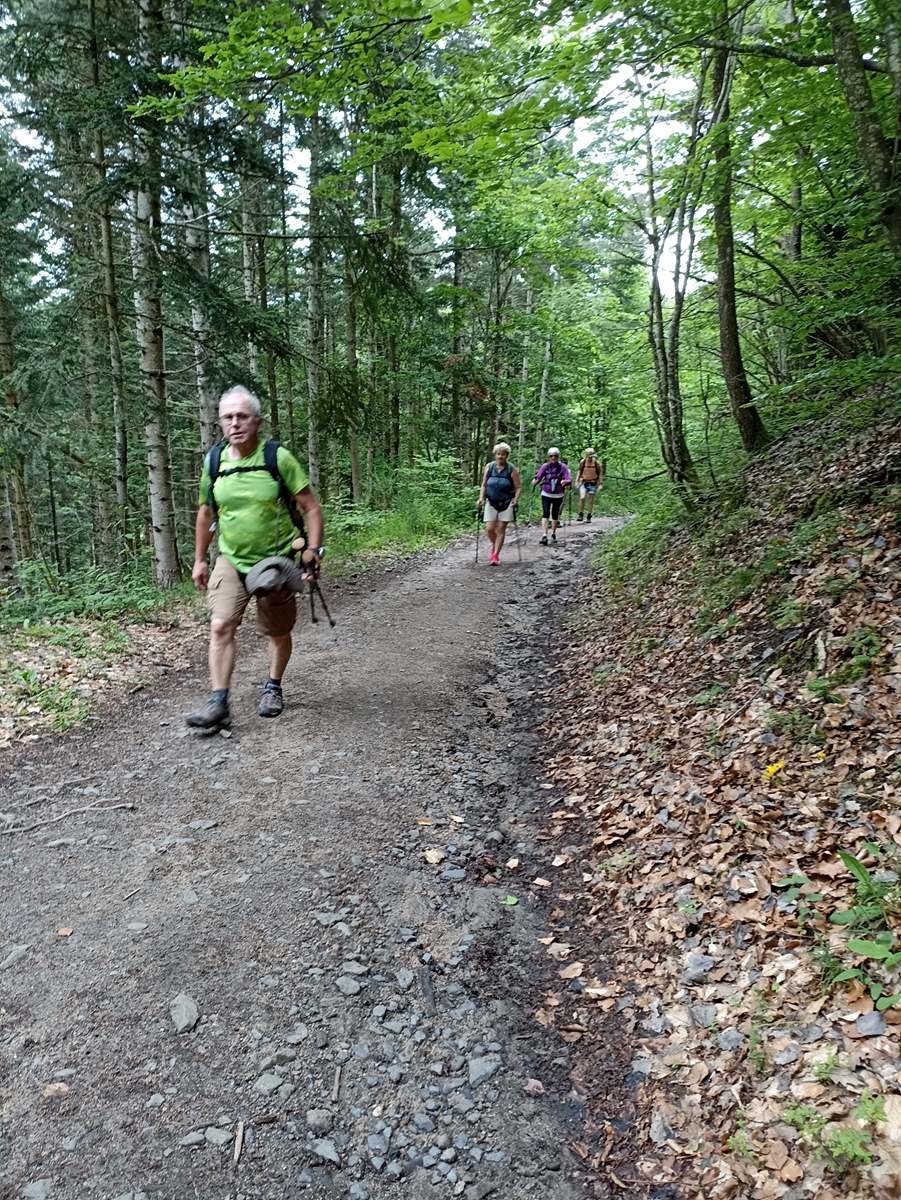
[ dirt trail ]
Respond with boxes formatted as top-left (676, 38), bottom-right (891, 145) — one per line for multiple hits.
top-left (1, 520), bottom-right (623, 1200)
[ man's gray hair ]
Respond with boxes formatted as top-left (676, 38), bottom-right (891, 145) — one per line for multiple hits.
top-left (219, 385), bottom-right (262, 417)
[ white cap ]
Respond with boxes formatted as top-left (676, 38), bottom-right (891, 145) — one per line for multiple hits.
top-left (585, 447), bottom-right (596, 456)
top-left (547, 447), bottom-right (560, 456)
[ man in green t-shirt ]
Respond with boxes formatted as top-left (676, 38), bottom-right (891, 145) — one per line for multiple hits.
top-left (187, 385), bottom-right (324, 730)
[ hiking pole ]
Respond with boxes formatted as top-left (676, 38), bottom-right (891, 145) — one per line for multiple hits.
top-left (513, 506), bottom-right (523, 562)
top-left (309, 579), bottom-right (336, 627)
top-left (474, 505), bottom-right (481, 563)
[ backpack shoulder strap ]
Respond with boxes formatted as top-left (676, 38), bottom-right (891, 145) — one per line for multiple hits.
top-left (206, 441), bottom-right (227, 517)
top-left (264, 439), bottom-right (306, 535)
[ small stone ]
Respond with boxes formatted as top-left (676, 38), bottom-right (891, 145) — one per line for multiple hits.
top-left (856, 1011), bottom-right (886, 1037)
top-left (442, 868), bottom-right (466, 883)
top-left (311, 1138), bottom-right (341, 1167)
top-left (306, 1109), bottom-right (334, 1134)
top-left (169, 993), bottom-right (200, 1034)
top-left (146, 1093), bottom-right (165, 1108)
top-left (179, 1131), bottom-right (206, 1147)
top-left (690, 1004), bottom-right (716, 1029)
top-left (189, 818), bottom-right (218, 831)
top-left (336, 975), bottom-right (362, 997)
top-left (341, 961), bottom-right (368, 976)
top-left (1, 944), bottom-right (29, 971)
top-left (396, 968), bottom-right (415, 991)
top-left (718, 1029), bottom-right (744, 1052)
top-left (253, 1073), bottom-right (284, 1096)
top-left (23, 1183), bottom-right (51, 1200)
top-left (285, 1024), bottom-right (309, 1044)
top-left (205, 1127), bottom-right (232, 1147)
top-left (681, 951), bottom-right (715, 983)
top-left (313, 911), bottom-right (342, 926)
top-left (127, 922), bottom-right (149, 933)
top-left (774, 1043), bottom-right (799, 1066)
top-left (467, 1055), bottom-right (501, 1088)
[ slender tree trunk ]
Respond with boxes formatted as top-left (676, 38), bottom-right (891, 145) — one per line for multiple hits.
top-left (279, 104), bottom-right (295, 446)
top-left (0, 274), bottom-right (34, 559)
top-left (711, 33), bottom-right (768, 452)
top-left (0, 477), bottom-right (16, 587)
top-left (257, 231), bottom-right (280, 436)
top-left (183, 153), bottom-right (218, 451)
top-left (387, 160), bottom-right (403, 464)
top-left (89, 0), bottom-right (128, 539)
top-left (131, 0), bottom-right (180, 586)
top-left (345, 261), bottom-right (363, 503)
top-left (450, 243), bottom-right (464, 465)
top-left (824, 0), bottom-right (901, 254)
top-left (241, 166), bottom-right (259, 381)
top-left (305, 36), bottom-right (325, 492)
top-left (517, 286), bottom-right (533, 464)
top-left (534, 332), bottom-right (551, 462)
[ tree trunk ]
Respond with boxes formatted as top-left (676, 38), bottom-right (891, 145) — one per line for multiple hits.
top-left (517, 286), bottom-right (533, 464)
top-left (241, 166), bottom-right (259, 381)
top-left (131, 0), bottom-right (180, 586)
top-left (258, 231), bottom-right (280, 437)
top-left (89, 0), bottom-right (128, 540)
top-left (534, 332), bottom-right (551, 462)
top-left (711, 34), bottom-right (768, 452)
top-left (345, 262), bottom-right (363, 503)
top-left (182, 151), bottom-right (218, 452)
top-left (0, 476), bottom-right (16, 587)
top-left (0, 274), bottom-right (34, 559)
top-left (305, 27), bottom-right (325, 493)
top-left (824, 0), bottom-right (901, 254)
top-left (450, 243), bottom-right (464, 465)
top-left (279, 103), bottom-right (295, 446)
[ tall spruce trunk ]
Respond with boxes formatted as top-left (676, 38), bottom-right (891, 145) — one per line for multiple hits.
top-left (241, 166), bottom-right (260, 382)
top-left (131, 0), bottom-right (180, 586)
top-left (711, 37), bottom-right (768, 452)
top-left (182, 146), bottom-right (218, 452)
top-left (89, 0), bottom-right (128, 539)
top-left (450, 244), bottom-right (464, 465)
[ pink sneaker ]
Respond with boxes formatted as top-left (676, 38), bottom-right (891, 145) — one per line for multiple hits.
top-left (489, 548), bottom-right (499, 565)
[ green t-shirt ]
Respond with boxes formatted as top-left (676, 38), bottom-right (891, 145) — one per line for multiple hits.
top-left (199, 442), bottom-right (310, 573)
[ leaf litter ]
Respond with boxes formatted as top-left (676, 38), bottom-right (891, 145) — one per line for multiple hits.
top-left (531, 418), bottom-right (901, 1198)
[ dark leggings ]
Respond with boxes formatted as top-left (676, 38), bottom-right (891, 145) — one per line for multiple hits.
top-left (541, 494), bottom-right (564, 520)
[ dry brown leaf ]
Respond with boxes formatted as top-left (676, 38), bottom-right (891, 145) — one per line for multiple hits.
top-left (533, 877), bottom-right (552, 888)
top-left (423, 848), bottom-right (445, 865)
top-left (559, 961), bottom-right (584, 979)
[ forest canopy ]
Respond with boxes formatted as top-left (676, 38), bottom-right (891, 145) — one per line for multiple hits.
top-left (0, 0), bottom-right (898, 590)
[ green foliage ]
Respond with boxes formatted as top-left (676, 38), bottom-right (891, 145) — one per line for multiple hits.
top-left (0, 557), bottom-right (183, 629)
top-left (812, 1050), bottom-right (840, 1083)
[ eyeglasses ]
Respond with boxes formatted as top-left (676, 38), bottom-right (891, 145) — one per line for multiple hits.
top-left (220, 413), bottom-right (254, 425)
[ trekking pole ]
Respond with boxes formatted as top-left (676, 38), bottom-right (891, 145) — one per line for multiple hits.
top-left (513, 505), bottom-right (523, 562)
top-left (311, 579), bottom-right (336, 628)
top-left (474, 506), bottom-right (481, 564)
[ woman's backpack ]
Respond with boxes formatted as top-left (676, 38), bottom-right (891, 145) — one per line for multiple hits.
top-left (485, 462), bottom-right (516, 510)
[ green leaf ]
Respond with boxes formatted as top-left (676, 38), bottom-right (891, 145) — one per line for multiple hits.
top-left (830, 909), bottom-right (859, 924)
top-left (832, 968), bottom-right (864, 983)
top-left (775, 873), bottom-right (809, 888)
top-left (499, 894), bottom-right (518, 906)
top-left (837, 849), bottom-right (871, 887)
top-left (876, 993), bottom-right (901, 1011)
top-left (847, 938), bottom-right (892, 960)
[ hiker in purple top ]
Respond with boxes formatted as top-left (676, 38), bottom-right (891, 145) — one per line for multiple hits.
top-left (532, 448), bottom-right (571, 545)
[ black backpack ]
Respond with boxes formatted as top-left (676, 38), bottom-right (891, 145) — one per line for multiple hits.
top-left (206, 439), bottom-right (305, 538)
top-left (485, 462), bottom-right (516, 510)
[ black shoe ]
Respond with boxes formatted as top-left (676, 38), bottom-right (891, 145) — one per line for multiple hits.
top-left (577, 512), bottom-right (583, 522)
top-left (539, 535), bottom-right (548, 546)
top-left (586, 514), bottom-right (592, 523)
top-left (186, 697), bottom-right (230, 730)
top-left (258, 682), bottom-right (284, 718)
top-left (551, 533), bottom-right (557, 543)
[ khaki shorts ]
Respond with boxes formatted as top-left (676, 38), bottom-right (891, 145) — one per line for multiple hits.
top-left (207, 555), bottom-right (296, 637)
top-left (483, 501), bottom-right (514, 523)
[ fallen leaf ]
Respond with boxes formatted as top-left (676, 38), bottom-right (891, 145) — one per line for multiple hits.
top-left (524, 1078), bottom-right (546, 1095)
top-left (423, 848), bottom-right (445, 865)
top-left (533, 877), bottom-right (552, 888)
top-left (499, 895), bottom-right (518, 906)
top-left (56, 927), bottom-right (74, 937)
top-left (559, 961), bottom-right (584, 979)
top-left (42, 1082), bottom-right (69, 1099)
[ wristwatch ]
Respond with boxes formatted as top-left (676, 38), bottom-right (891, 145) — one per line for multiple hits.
top-left (308, 546), bottom-right (325, 559)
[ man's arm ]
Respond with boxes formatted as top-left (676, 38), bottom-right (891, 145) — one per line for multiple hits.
top-left (294, 487), bottom-right (324, 569)
top-left (193, 505), bottom-right (213, 589)
top-left (511, 468), bottom-right (522, 506)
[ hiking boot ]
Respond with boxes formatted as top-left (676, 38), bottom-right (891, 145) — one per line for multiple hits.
top-left (586, 513), bottom-right (592, 523)
top-left (258, 682), bottom-right (284, 718)
top-left (539, 535), bottom-right (548, 546)
top-left (186, 697), bottom-right (230, 731)
top-left (577, 512), bottom-right (583, 522)
top-left (551, 532), bottom-right (557, 543)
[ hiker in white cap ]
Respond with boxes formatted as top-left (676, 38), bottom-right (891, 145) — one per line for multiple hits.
top-left (532, 448), bottom-right (571, 545)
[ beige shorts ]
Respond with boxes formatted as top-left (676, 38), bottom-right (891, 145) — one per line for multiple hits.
top-left (483, 502), bottom-right (514, 523)
top-left (207, 555), bottom-right (296, 637)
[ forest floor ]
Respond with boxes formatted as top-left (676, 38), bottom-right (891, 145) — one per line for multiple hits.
top-left (1, 516), bottom-right (639, 1200)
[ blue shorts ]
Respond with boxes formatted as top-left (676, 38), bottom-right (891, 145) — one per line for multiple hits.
top-left (580, 483), bottom-right (597, 497)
